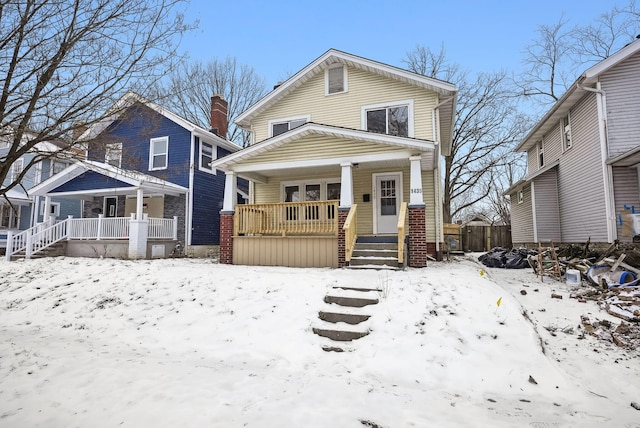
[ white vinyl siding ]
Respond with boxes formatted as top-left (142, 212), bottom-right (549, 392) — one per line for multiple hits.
top-left (557, 92), bottom-right (608, 242)
top-left (533, 169), bottom-right (561, 243)
top-left (251, 66), bottom-right (437, 144)
top-left (613, 166), bottom-right (640, 242)
top-left (510, 184), bottom-right (534, 244)
top-left (600, 50), bottom-right (640, 158)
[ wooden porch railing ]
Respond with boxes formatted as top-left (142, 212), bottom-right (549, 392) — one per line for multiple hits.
top-left (234, 200), bottom-right (339, 236)
top-left (343, 204), bottom-right (358, 263)
top-left (397, 202), bottom-right (408, 265)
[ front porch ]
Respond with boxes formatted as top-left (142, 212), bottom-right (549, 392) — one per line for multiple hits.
top-left (5, 214), bottom-right (179, 260)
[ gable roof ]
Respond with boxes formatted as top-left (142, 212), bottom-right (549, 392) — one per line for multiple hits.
top-left (78, 92), bottom-right (240, 153)
top-left (516, 38), bottom-right (640, 152)
top-left (234, 49), bottom-right (457, 150)
top-left (29, 160), bottom-right (188, 198)
top-left (1, 187), bottom-right (31, 204)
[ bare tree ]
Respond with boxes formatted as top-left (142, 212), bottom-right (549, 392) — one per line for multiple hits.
top-left (0, 0), bottom-right (192, 199)
top-left (404, 45), bottom-right (532, 223)
top-left (517, 2), bottom-right (640, 108)
top-left (154, 57), bottom-right (268, 147)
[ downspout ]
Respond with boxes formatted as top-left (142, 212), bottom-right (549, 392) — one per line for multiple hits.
top-left (432, 99), bottom-right (452, 259)
top-left (187, 132), bottom-right (195, 247)
top-left (578, 83), bottom-right (616, 242)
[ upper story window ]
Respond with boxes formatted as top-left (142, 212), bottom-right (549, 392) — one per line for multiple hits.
top-left (105, 143), bottom-right (122, 168)
top-left (362, 100), bottom-right (413, 138)
top-left (562, 114), bottom-right (572, 150)
top-left (269, 115), bottom-right (310, 138)
top-left (10, 158), bottom-right (24, 182)
top-left (199, 139), bottom-right (216, 173)
top-left (326, 65), bottom-right (347, 95)
top-left (517, 190), bottom-right (524, 204)
top-left (53, 161), bottom-right (67, 175)
top-left (538, 140), bottom-right (544, 168)
top-left (149, 136), bottom-right (168, 170)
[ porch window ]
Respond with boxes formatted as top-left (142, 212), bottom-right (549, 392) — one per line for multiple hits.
top-left (105, 143), bottom-right (122, 168)
top-left (562, 114), bottom-right (572, 150)
top-left (269, 115), bottom-right (310, 137)
top-left (0, 204), bottom-right (20, 229)
top-left (199, 140), bottom-right (216, 173)
top-left (362, 100), bottom-right (413, 137)
top-left (150, 136), bottom-right (168, 170)
top-left (10, 158), bottom-right (23, 182)
top-left (326, 65), bottom-right (347, 95)
top-left (282, 180), bottom-right (340, 220)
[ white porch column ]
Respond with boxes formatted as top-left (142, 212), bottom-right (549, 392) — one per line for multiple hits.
top-left (129, 213), bottom-right (149, 259)
top-left (339, 162), bottom-right (354, 209)
top-left (136, 188), bottom-right (144, 220)
top-left (222, 171), bottom-right (237, 213)
top-left (43, 196), bottom-right (52, 222)
top-left (409, 155), bottom-right (425, 206)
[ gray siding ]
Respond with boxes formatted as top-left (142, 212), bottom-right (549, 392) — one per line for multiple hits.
top-left (533, 168), bottom-right (561, 243)
top-left (612, 166), bottom-right (640, 242)
top-left (544, 124), bottom-right (562, 165)
top-left (601, 50), bottom-right (640, 158)
top-left (510, 184), bottom-right (534, 244)
top-left (557, 93), bottom-right (608, 242)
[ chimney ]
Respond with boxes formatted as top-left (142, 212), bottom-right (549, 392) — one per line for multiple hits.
top-left (210, 94), bottom-right (228, 138)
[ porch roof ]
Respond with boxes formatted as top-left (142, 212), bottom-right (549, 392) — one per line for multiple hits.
top-left (607, 145), bottom-right (640, 167)
top-left (28, 160), bottom-right (188, 199)
top-left (210, 122), bottom-right (438, 182)
top-left (1, 187), bottom-right (32, 205)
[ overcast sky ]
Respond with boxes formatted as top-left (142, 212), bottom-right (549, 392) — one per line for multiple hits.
top-left (180, 0), bottom-right (632, 86)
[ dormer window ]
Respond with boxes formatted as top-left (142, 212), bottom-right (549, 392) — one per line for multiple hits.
top-left (326, 65), bottom-right (347, 95)
top-left (269, 115), bottom-right (310, 137)
top-left (362, 100), bottom-right (413, 138)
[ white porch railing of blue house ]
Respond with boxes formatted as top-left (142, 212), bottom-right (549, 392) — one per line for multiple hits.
top-left (5, 215), bottom-right (178, 260)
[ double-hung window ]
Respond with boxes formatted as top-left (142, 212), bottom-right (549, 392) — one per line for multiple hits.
top-left (518, 190), bottom-right (524, 204)
top-left (362, 100), bottom-right (413, 137)
top-left (0, 204), bottom-right (20, 229)
top-left (53, 161), bottom-right (67, 175)
top-left (538, 141), bottom-right (544, 168)
top-left (562, 114), bottom-right (572, 150)
top-left (10, 158), bottom-right (23, 182)
top-left (326, 65), bottom-right (347, 95)
top-left (282, 180), bottom-right (341, 221)
top-left (199, 139), bottom-right (216, 173)
top-left (105, 143), bottom-right (122, 167)
top-left (149, 136), bottom-right (168, 170)
top-left (269, 115), bottom-right (310, 137)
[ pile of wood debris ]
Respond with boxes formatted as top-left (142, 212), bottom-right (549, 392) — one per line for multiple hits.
top-left (529, 240), bottom-right (640, 350)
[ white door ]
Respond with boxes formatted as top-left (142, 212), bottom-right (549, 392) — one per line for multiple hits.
top-left (374, 173), bottom-right (401, 234)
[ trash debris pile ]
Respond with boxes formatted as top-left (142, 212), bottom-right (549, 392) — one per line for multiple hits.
top-left (477, 247), bottom-right (533, 269)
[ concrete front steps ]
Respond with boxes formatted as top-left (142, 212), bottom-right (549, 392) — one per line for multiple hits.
top-left (313, 285), bottom-right (382, 352)
top-left (347, 235), bottom-right (403, 270)
top-left (10, 241), bottom-right (67, 261)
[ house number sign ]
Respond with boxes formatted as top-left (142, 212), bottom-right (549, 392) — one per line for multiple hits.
top-left (410, 188), bottom-right (422, 194)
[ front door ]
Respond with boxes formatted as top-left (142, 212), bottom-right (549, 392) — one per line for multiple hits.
top-left (374, 173), bottom-right (402, 234)
top-left (104, 197), bottom-right (117, 217)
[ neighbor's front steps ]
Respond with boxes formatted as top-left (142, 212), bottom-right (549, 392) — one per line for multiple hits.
top-left (312, 284), bottom-right (383, 352)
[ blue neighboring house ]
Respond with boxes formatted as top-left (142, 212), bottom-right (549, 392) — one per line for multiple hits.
top-left (27, 92), bottom-right (243, 257)
top-left (1, 129), bottom-right (81, 249)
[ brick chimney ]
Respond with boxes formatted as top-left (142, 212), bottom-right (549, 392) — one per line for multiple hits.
top-left (210, 94), bottom-right (228, 138)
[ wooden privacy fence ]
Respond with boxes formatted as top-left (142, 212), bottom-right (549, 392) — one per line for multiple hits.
top-left (461, 225), bottom-right (512, 252)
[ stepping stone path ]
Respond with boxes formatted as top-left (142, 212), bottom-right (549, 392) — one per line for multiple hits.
top-left (312, 284), bottom-right (381, 352)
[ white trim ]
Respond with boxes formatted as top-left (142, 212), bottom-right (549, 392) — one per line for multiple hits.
top-left (198, 138), bottom-right (217, 175)
top-left (267, 114), bottom-right (311, 138)
top-left (325, 64), bottom-right (348, 96)
top-left (233, 150), bottom-right (416, 174)
top-left (361, 99), bottom-right (414, 138)
top-left (372, 171), bottom-right (403, 234)
top-left (149, 136), bottom-right (168, 171)
top-left (187, 133), bottom-right (195, 246)
top-left (562, 113), bottom-right (572, 152)
top-left (531, 182), bottom-right (537, 243)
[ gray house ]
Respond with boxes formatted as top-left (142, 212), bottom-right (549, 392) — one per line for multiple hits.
top-left (506, 38), bottom-right (640, 247)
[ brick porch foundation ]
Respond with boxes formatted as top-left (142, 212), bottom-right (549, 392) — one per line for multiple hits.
top-left (409, 205), bottom-right (427, 268)
top-left (337, 208), bottom-right (349, 268)
top-left (219, 212), bottom-right (234, 264)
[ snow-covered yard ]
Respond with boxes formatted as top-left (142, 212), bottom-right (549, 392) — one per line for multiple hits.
top-left (0, 256), bottom-right (638, 427)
